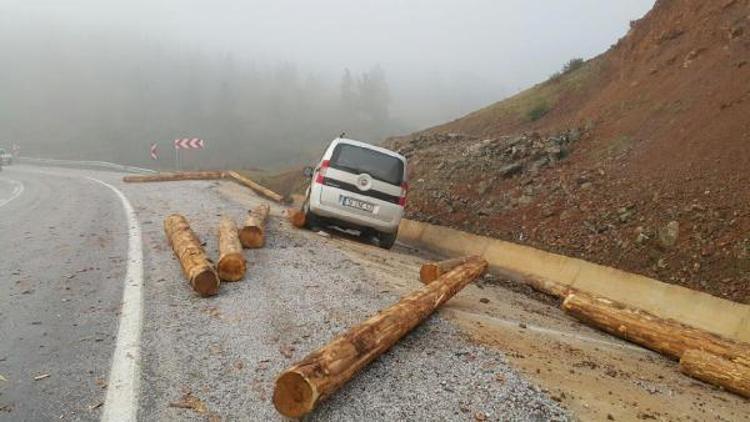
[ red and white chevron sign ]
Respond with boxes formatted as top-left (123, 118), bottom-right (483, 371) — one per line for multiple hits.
top-left (174, 138), bottom-right (205, 149)
top-left (149, 143), bottom-right (158, 160)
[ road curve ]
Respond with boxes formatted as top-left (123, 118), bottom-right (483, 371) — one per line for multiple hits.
top-left (0, 166), bottom-right (129, 420)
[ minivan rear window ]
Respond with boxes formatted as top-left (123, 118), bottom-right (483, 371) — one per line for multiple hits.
top-left (329, 144), bottom-right (404, 186)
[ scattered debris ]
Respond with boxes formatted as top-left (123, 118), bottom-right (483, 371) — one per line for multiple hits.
top-left (168, 392), bottom-right (208, 414)
top-left (33, 373), bottom-right (50, 381)
top-left (87, 402), bottom-right (103, 411)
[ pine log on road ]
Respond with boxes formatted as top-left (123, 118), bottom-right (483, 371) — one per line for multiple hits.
top-left (123, 171), bottom-right (226, 183)
top-left (562, 293), bottom-right (750, 365)
top-left (679, 349), bottom-right (750, 398)
top-left (272, 257), bottom-right (488, 418)
top-left (217, 216), bottom-right (246, 282)
top-left (225, 171), bottom-right (284, 203)
top-left (287, 208), bottom-right (306, 228)
top-left (239, 203), bottom-right (270, 248)
top-left (164, 214), bottom-right (220, 297)
top-left (419, 256), bottom-right (480, 284)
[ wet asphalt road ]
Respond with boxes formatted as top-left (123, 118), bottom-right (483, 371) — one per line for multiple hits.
top-left (0, 166), bottom-right (126, 420)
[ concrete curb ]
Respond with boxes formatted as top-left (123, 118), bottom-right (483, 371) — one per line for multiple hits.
top-left (397, 219), bottom-right (750, 343)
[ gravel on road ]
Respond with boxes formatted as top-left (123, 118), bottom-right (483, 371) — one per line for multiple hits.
top-left (113, 177), bottom-right (569, 421)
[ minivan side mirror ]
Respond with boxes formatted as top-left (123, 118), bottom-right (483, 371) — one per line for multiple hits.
top-left (303, 166), bottom-right (314, 178)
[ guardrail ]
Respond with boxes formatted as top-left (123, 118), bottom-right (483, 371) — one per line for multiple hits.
top-left (17, 157), bottom-right (158, 174)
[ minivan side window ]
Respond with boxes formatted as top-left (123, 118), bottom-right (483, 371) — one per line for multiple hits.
top-left (329, 144), bottom-right (404, 186)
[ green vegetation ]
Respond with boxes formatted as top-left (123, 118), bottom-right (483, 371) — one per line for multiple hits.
top-left (448, 57), bottom-right (600, 128)
top-left (527, 102), bottom-right (551, 121)
top-left (548, 58), bottom-right (586, 83)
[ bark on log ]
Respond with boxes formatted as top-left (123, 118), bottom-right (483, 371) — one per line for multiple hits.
top-left (679, 349), bottom-right (750, 398)
top-left (419, 256), bottom-right (480, 284)
top-left (562, 293), bottom-right (750, 365)
top-left (513, 271), bottom-right (572, 298)
top-left (163, 214), bottom-right (220, 297)
top-left (217, 216), bottom-right (246, 282)
top-left (239, 203), bottom-right (271, 248)
top-left (287, 208), bottom-right (306, 228)
top-left (225, 171), bottom-right (284, 203)
top-left (123, 171), bottom-right (225, 183)
top-left (272, 257), bottom-right (488, 418)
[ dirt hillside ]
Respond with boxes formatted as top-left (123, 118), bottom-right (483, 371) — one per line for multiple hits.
top-left (385, 0), bottom-right (750, 303)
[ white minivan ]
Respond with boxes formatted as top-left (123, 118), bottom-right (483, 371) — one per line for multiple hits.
top-left (302, 137), bottom-right (408, 249)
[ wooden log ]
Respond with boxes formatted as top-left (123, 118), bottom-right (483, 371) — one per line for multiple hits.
top-left (562, 293), bottom-right (750, 365)
top-left (239, 203), bottom-right (270, 248)
top-left (217, 216), bottom-right (246, 282)
top-left (225, 171), bottom-right (284, 203)
top-left (123, 171), bottom-right (225, 183)
top-left (163, 214), bottom-right (220, 297)
top-left (287, 208), bottom-right (306, 228)
top-left (419, 256), bottom-right (480, 284)
top-left (679, 349), bottom-right (750, 398)
top-left (517, 272), bottom-right (572, 298)
top-left (272, 257), bottom-right (488, 418)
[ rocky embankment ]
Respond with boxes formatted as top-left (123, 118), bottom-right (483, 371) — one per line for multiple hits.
top-left (386, 130), bottom-right (750, 304)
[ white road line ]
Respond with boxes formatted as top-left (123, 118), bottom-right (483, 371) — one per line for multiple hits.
top-left (87, 177), bottom-right (144, 422)
top-left (0, 177), bottom-right (25, 208)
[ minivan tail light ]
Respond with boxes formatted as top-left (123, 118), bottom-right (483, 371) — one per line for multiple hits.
top-left (398, 182), bottom-right (409, 206)
top-left (315, 160), bottom-right (330, 184)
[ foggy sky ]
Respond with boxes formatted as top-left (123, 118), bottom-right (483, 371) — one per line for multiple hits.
top-left (3, 0), bottom-right (654, 125)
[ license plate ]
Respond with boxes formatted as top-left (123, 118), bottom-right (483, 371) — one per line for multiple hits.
top-left (340, 195), bottom-right (374, 213)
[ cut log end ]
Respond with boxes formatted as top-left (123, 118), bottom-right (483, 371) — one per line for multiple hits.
top-left (273, 371), bottom-right (317, 418)
top-left (239, 227), bottom-right (264, 249)
top-left (288, 208), bottom-right (306, 228)
top-left (217, 253), bottom-right (246, 282)
top-left (419, 264), bottom-right (441, 284)
top-left (193, 270), bottom-right (220, 297)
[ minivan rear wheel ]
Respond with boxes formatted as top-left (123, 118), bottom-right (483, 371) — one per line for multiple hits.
top-left (378, 231), bottom-right (397, 250)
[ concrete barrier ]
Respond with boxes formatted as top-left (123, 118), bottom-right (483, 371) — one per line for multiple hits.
top-left (397, 219), bottom-right (750, 343)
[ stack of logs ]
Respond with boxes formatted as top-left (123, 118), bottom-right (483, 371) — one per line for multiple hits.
top-left (163, 203), bottom-right (275, 296)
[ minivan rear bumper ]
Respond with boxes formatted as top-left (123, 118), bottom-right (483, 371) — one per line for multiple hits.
top-left (309, 184), bottom-right (403, 233)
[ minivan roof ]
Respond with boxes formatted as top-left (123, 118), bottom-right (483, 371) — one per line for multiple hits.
top-left (331, 137), bottom-right (406, 163)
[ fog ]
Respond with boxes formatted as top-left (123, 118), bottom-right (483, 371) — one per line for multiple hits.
top-left (0, 1), bottom-right (654, 169)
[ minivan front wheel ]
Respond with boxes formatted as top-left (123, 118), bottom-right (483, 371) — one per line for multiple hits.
top-left (378, 231), bottom-right (397, 250)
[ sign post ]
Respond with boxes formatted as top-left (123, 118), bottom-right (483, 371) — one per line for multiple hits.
top-left (173, 138), bottom-right (205, 170)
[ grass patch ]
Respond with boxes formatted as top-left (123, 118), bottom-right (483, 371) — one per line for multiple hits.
top-left (527, 102), bottom-right (551, 122)
top-left (457, 57), bottom-right (601, 126)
